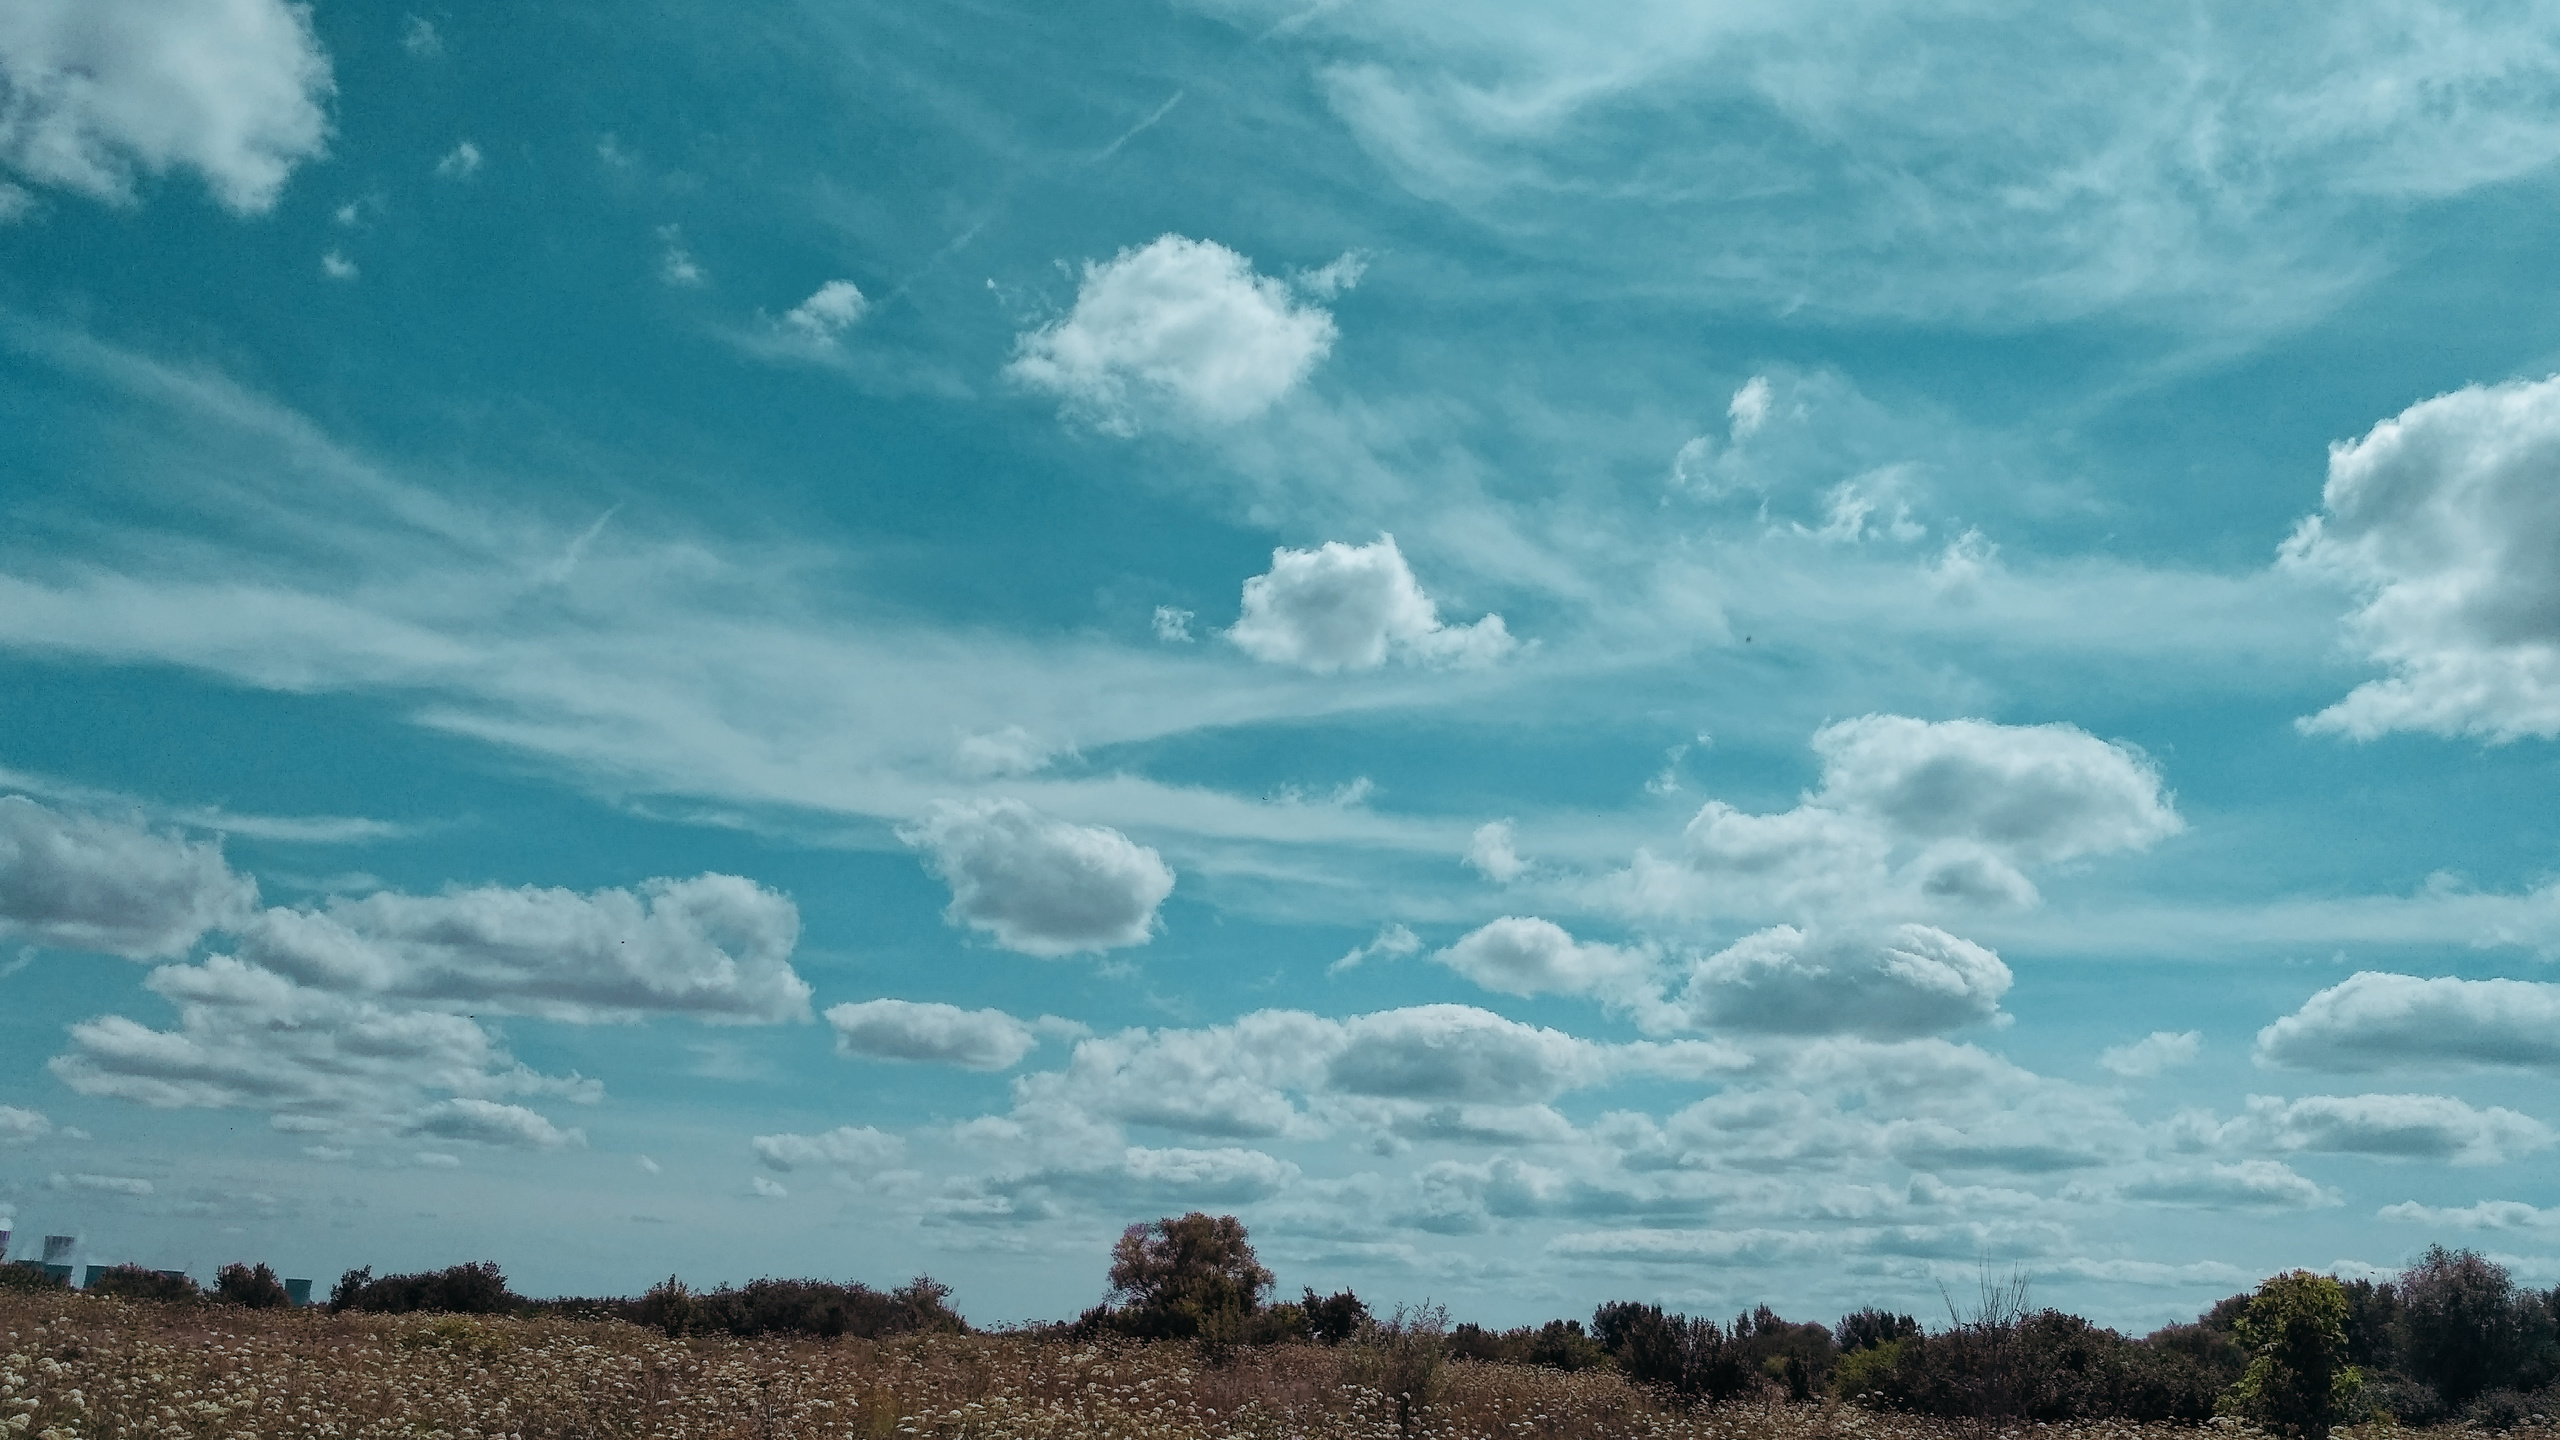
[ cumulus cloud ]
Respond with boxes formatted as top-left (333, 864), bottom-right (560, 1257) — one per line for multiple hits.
top-left (2121, 1160), bottom-right (2340, 1210)
top-left (1680, 923), bottom-right (2012, 1039)
top-left (2256, 972), bottom-right (2560, 1073)
top-left (952, 726), bottom-right (1065, 780)
top-left (990, 1004), bottom-right (1731, 1156)
top-left (900, 798), bottom-right (1173, 957)
top-left (1464, 819), bottom-right (1527, 882)
top-left (0, 795), bottom-right (255, 959)
top-left (233, 873), bottom-right (811, 1024)
top-left (49, 954), bottom-right (599, 1130)
top-left (751, 1174), bottom-right (787, 1198)
top-left (1330, 922), bottom-right (1420, 974)
top-left (780, 280), bottom-right (866, 342)
top-left (1662, 715), bottom-right (2179, 919)
top-left (1007, 234), bottom-right (1336, 433)
top-left (2378, 1198), bottom-right (2560, 1231)
top-left (0, 1106), bottom-right (49, 1143)
top-left (403, 1098), bottom-right (584, 1151)
top-left (0, 0), bottom-right (333, 213)
top-left (2182, 1092), bottom-right (2554, 1166)
top-left (2288, 377), bottom-right (2560, 741)
top-left (1435, 916), bottom-right (1652, 1001)
top-left (1227, 535), bottom-right (1514, 673)
top-left (825, 999), bottom-right (1039, 1070)
top-left (657, 224), bottom-right (703, 286)
top-left (432, 140), bottom-right (479, 179)
top-left (750, 1125), bottom-right (904, 1172)
top-left (2100, 1030), bottom-right (2202, 1079)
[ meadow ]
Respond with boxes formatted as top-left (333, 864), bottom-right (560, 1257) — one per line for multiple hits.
top-left (0, 1288), bottom-right (2508, 1440)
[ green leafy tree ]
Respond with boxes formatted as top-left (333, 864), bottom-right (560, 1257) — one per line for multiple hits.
top-left (1104, 1212), bottom-right (1273, 1342)
top-left (2219, 1271), bottom-right (2362, 1440)
top-left (212, 1261), bottom-right (292, 1309)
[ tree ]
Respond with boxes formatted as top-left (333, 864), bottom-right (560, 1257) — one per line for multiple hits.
top-left (2219, 1270), bottom-right (2362, 1440)
top-left (1104, 1213), bottom-right (1274, 1340)
top-left (87, 1265), bottom-right (201, 1303)
top-left (212, 1262), bottom-right (292, 1309)
top-left (2395, 1246), bottom-right (2523, 1407)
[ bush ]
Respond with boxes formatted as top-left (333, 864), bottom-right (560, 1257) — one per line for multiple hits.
top-left (213, 1263), bottom-right (292, 1309)
top-left (2397, 1246), bottom-right (2528, 1408)
top-left (86, 1266), bottom-right (200, 1304)
top-left (2219, 1270), bottom-right (2362, 1440)
top-left (0, 1263), bottom-right (66, 1293)
top-left (1077, 1213), bottom-right (1274, 1345)
top-left (1837, 1308), bottom-right (1920, 1353)
top-left (330, 1262), bottom-right (517, 1315)
top-left (1446, 1319), bottom-right (1608, 1372)
top-left (1342, 1302), bottom-right (1451, 1437)
top-left (1304, 1287), bottom-right (1371, 1345)
top-left (1591, 1301), bottom-right (1754, 1401)
top-left (2465, 1387), bottom-right (2543, 1430)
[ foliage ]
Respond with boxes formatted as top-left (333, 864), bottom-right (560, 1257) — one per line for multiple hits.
top-left (2395, 1245), bottom-right (2536, 1407)
top-left (1591, 1301), bottom-right (1755, 1401)
top-left (1337, 1301), bottom-right (1452, 1436)
top-left (1304, 1287), bottom-right (1373, 1345)
top-left (84, 1264), bottom-right (201, 1303)
top-left (1447, 1318), bottom-right (1608, 1372)
top-left (1078, 1211), bottom-right (1276, 1346)
top-left (213, 1261), bottom-right (293, 1309)
top-left (625, 1274), bottom-right (965, 1340)
top-left (0, 1262), bottom-right (67, 1293)
top-left (330, 1260), bottom-right (518, 1315)
top-left (2218, 1269), bottom-right (2362, 1440)
top-left (1836, 1309), bottom-right (1921, 1354)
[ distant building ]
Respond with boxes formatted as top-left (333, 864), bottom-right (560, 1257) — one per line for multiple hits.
top-left (285, 1278), bottom-right (312, 1306)
top-left (41, 1236), bottom-right (73, 1264)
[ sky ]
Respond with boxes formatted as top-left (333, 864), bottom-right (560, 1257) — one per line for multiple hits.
top-left (5, 0), bottom-right (2560, 1335)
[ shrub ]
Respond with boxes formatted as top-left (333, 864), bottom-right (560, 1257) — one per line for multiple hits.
top-left (1591, 1301), bottom-right (1754, 1401)
top-left (1837, 1308), bottom-right (1920, 1353)
top-left (1080, 1212), bottom-right (1274, 1344)
top-left (1341, 1302), bottom-right (1451, 1436)
top-left (1304, 1287), bottom-right (1371, 1345)
top-left (212, 1263), bottom-right (292, 1309)
top-left (0, 1263), bottom-right (66, 1293)
top-left (2219, 1270), bottom-right (2362, 1440)
top-left (2397, 1246), bottom-right (2527, 1408)
top-left (86, 1266), bottom-right (200, 1304)
top-left (1446, 1319), bottom-right (1608, 1372)
top-left (2465, 1387), bottom-right (2542, 1431)
top-left (330, 1261), bottom-right (517, 1315)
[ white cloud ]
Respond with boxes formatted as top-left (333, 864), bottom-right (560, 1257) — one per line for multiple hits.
top-left (413, 1151), bottom-right (460, 1167)
top-left (2121, 1160), bottom-right (2340, 1210)
top-left (825, 999), bottom-right (1039, 1070)
top-left (636, 1154), bottom-right (660, 1174)
top-left (2378, 1198), bottom-right (2560, 1231)
top-left (657, 224), bottom-right (703, 286)
top-left (952, 725), bottom-right (1065, 780)
top-left (1659, 714), bottom-right (2179, 920)
top-left (1227, 535), bottom-right (1514, 673)
top-left (61, 1172), bottom-right (152, 1195)
top-left (2289, 377), bottom-right (2560, 741)
top-left (0, 0), bottom-right (332, 213)
top-left (1209, 4), bottom-right (2560, 330)
top-left (1328, 1004), bottom-right (1609, 1105)
top-left (900, 798), bottom-right (1174, 957)
top-left (320, 249), bottom-right (355, 281)
top-left (234, 873), bottom-right (812, 1024)
top-left (1007, 234), bottom-right (1336, 433)
top-left (399, 15), bottom-right (440, 57)
top-left (432, 140), bottom-right (479, 179)
top-left (780, 280), bottom-right (867, 342)
top-left (2256, 972), bottom-right (2560, 1072)
top-left (750, 1125), bottom-right (904, 1172)
top-left (1330, 921), bottom-right (1421, 974)
top-left (1151, 605), bottom-right (1194, 642)
top-left (2099, 1030), bottom-right (2202, 1078)
top-left (2182, 1092), bottom-right (2555, 1166)
top-left (750, 1174), bottom-right (786, 1198)
top-left (1728, 376), bottom-right (1773, 437)
top-left (1463, 819), bottom-right (1526, 882)
top-left (403, 1098), bottom-right (584, 1151)
top-left (1435, 916), bottom-right (1652, 1000)
top-left (1681, 923), bottom-right (2011, 1039)
top-left (0, 1106), bottom-right (49, 1143)
top-left (0, 795), bottom-right (256, 959)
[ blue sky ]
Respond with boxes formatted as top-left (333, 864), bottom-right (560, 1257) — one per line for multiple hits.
top-left (6, 0), bottom-right (2560, 1333)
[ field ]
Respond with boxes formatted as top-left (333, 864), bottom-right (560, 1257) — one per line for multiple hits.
top-left (0, 1291), bottom-right (2486, 1440)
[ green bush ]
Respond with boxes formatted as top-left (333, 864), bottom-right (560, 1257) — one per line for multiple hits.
top-left (2218, 1270), bottom-right (2362, 1440)
top-left (0, 1263), bottom-right (67, 1293)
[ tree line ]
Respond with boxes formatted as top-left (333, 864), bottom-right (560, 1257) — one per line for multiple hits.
top-left (19, 1211), bottom-right (2560, 1435)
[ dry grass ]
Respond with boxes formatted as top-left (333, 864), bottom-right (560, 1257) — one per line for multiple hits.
top-left (0, 1291), bottom-right (2489, 1440)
